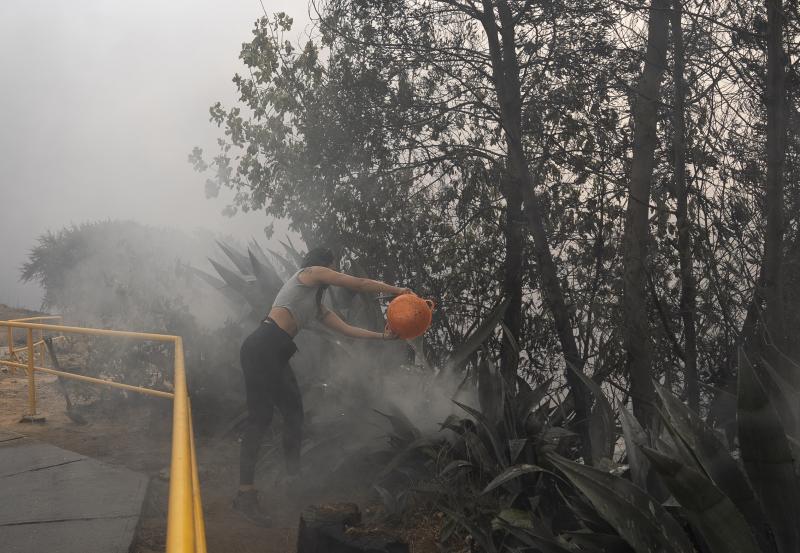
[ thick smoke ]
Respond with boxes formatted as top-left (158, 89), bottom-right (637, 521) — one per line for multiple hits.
top-left (21, 221), bottom-right (254, 411)
top-left (25, 220), bottom-right (476, 498)
top-left (34, 221), bottom-right (238, 331)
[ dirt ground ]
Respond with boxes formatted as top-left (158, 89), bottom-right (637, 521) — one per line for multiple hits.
top-left (0, 368), bottom-right (306, 552)
top-left (0, 317), bottom-right (445, 552)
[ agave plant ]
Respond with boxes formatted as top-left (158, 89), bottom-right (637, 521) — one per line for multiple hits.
top-left (390, 347), bottom-right (800, 553)
top-left (369, 311), bottom-right (585, 542)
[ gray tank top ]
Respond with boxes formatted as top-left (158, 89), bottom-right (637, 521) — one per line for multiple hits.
top-left (271, 269), bottom-right (324, 329)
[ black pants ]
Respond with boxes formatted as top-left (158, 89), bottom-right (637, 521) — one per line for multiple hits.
top-left (239, 320), bottom-right (302, 486)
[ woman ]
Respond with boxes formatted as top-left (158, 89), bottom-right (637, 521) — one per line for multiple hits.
top-left (233, 247), bottom-right (412, 525)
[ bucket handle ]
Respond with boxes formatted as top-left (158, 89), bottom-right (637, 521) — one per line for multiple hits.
top-left (425, 299), bottom-right (435, 311)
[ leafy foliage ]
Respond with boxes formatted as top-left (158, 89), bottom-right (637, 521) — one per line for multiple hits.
top-left (373, 347), bottom-right (800, 552)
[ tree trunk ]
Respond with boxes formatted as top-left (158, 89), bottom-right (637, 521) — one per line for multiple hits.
top-left (671, 0), bottom-right (699, 411)
top-left (622, 0), bottom-right (670, 429)
top-left (481, 0), bottom-right (526, 387)
top-left (501, 173), bottom-right (524, 382)
top-left (762, 0), bottom-right (787, 362)
top-left (481, 0), bottom-right (592, 462)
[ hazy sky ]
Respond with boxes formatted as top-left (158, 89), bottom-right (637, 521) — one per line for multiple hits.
top-left (0, 1), bottom-right (311, 309)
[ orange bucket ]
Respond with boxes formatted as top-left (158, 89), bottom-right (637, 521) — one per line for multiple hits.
top-left (386, 294), bottom-right (435, 339)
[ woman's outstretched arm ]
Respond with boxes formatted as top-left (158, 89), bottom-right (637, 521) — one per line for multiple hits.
top-left (320, 309), bottom-right (397, 340)
top-left (302, 266), bottom-right (411, 296)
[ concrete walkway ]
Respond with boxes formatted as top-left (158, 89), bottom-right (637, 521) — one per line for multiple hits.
top-left (0, 429), bottom-right (148, 553)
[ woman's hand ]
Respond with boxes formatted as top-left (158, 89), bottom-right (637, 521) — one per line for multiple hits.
top-left (382, 328), bottom-right (402, 340)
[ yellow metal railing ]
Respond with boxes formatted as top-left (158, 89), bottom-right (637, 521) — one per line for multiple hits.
top-left (0, 317), bottom-right (206, 553)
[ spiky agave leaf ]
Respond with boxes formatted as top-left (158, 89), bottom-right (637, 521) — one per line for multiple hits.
top-left (186, 264), bottom-right (227, 289)
top-left (491, 508), bottom-right (534, 530)
top-left (280, 237), bottom-right (305, 267)
top-left (751, 355), bottom-right (800, 442)
top-left (446, 297), bottom-right (511, 371)
top-left (185, 265), bottom-right (246, 306)
top-left (655, 406), bottom-right (701, 471)
top-left (546, 453), bottom-right (696, 553)
top-left (493, 512), bottom-right (578, 553)
top-left (454, 399), bottom-right (508, 469)
top-left (208, 258), bottom-right (265, 310)
top-left (248, 238), bottom-right (271, 266)
top-left (516, 376), bottom-right (552, 420)
top-left (738, 349), bottom-right (800, 553)
top-left (508, 438), bottom-right (527, 463)
top-left (499, 321), bottom-right (521, 355)
top-left (216, 240), bottom-right (253, 276)
top-left (561, 531), bottom-right (633, 553)
top-left (514, 376), bottom-right (553, 443)
top-left (248, 249), bottom-right (284, 297)
top-left (284, 234), bottom-right (299, 251)
top-left (773, 348), bottom-right (800, 391)
top-left (640, 446), bottom-right (761, 553)
top-left (568, 362), bottom-right (615, 466)
top-left (373, 406), bottom-right (422, 444)
top-left (618, 407), bottom-right (651, 490)
top-left (375, 436), bottom-right (441, 481)
top-left (267, 247), bottom-right (297, 277)
top-left (653, 380), bottom-right (772, 551)
top-left (555, 485), bottom-right (617, 537)
top-left (462, 428), bottom-right (501, 474)
top-left (742, 356), bottom-right (800, 473)
top-left (477, 353), bottom-right (504, 426)
top-left (482, 464), bottom-right (547, 494)
top-left (440, 459), bottom-right (473, 477)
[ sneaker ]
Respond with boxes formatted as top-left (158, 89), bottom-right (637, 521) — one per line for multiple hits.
top-left (233, 490), bottom-right (272, 527)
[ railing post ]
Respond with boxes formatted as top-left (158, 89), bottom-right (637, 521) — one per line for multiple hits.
top-left (27, 328), bottom-right (34, 413)
top-left (166, 337), bottom-right (195, 552)
top-left (39, 338), bottom-right (47, 368)
top-left (21, 327), bottom-right (45, 423)
top-left (7, 326), bottom-right (14, 360)
top-left (188, 401), bottom-right (207, 553)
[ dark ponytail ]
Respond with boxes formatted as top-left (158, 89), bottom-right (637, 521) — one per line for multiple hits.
top-left (301, 247), bottom-right (335, 268)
